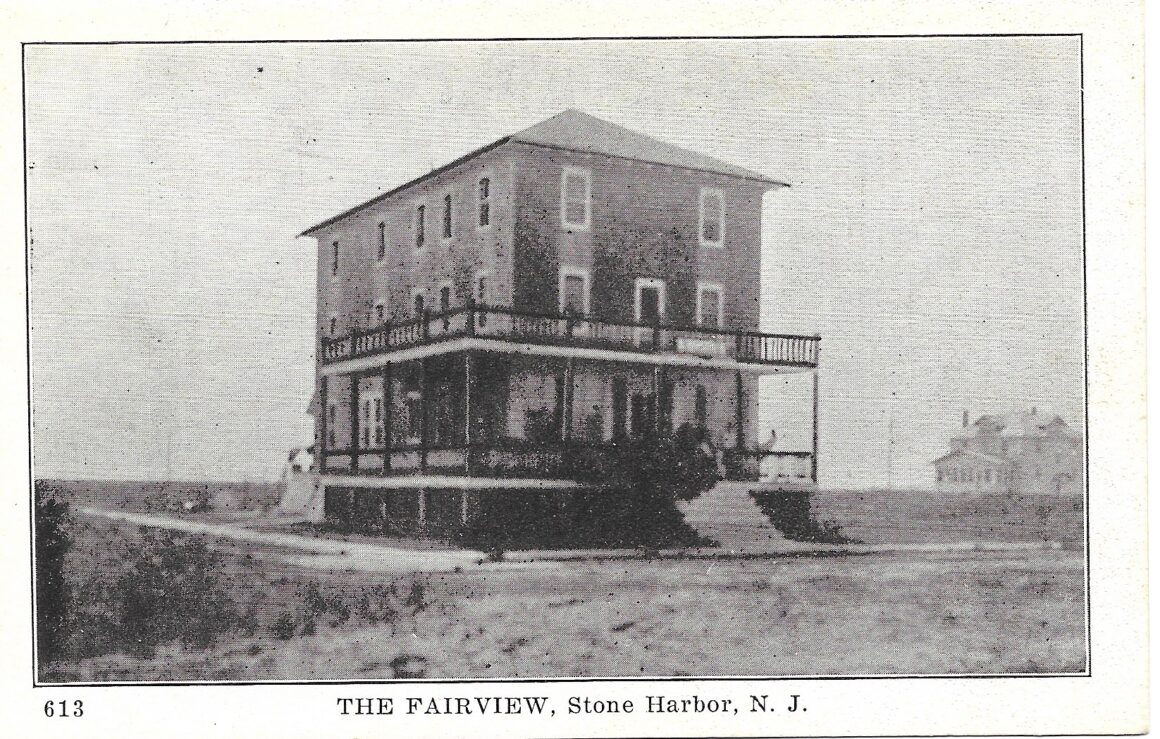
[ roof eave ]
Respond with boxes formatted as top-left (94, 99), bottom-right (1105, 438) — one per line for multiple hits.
top-left (509, 138), bottom-right (790, 189)
top-left (298, 136), bottom-right (512, 238)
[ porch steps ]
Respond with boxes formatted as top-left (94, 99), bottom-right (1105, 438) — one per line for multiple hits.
top-left (679, 481), bottom-right (798, 553)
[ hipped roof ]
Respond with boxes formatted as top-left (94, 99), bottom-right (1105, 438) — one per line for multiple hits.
top-left (300, 109), bottom-right (787, 237)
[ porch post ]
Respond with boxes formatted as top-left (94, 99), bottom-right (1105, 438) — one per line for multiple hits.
top-left (735, 370), bottom-right (745, 449)
top-left (464, 351), bottom-right (473, 472)
top-left (350, 372), bottom-right (360, 474)
top-left (318, 374), bottom-right (328, 473)
top-left (555, 360), bottom-right (567, 441)
top-left (652, 365), bottom-right (662, 436)
top-left (381, 362), bottom-right (392, 474)
top-left (419, 357), bottom-right (429, 471)
top-left (811, 368), bottom-right (819, 484)
top-left (562, 356), bottom-right (575, 442)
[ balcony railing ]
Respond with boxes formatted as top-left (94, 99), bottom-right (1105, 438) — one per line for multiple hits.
top-left (321, 303), bottom-right (819, 368)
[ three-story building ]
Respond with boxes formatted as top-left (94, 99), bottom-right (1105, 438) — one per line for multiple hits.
top-left (299, 110), bottom-right (820, 535)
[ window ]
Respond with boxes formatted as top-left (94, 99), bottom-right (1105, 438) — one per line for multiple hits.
top-left (374, 397), bottom-right (384, 446)
top-left (984, 469), bottom-right (992, 483)
top-left (694, 385), bottom-right (708, 429)
top-left (560, 166), bottom-right (591, 230)
top-left (376, 222), bottom-right (386, 260)
top-left (412, 290), bottom-right (425, 317)
top-left (697, 283), bottom-right (724, 328)
top-left (331, 241), bottom-right (340, 275)
top-left (630, 392), bottom-right (652, 437)
top-left (611, 377), bottom-right (628, 440)
top-left (327, 403), bottom-right (336, 447)
top-left (478, 177), bottom-right (491, 227)
top-left (699, 188), bottom-right (724, 246)
top-left (361, 411), bottom-right (370, 447)
top-left (474, 271), bottom-right (489, 328)
top-left (442, 194), bottom-right (453, 239)
top-left (405, 390), bottom-right (423, 443)
top-left (439, 282), bottom-right (452, 330)
top-left (328, 315), bottom-right (337, 336)
top-left (559, 267), bottom-right (590, 316)
top-left (415, 204), bottom-right (425, 248)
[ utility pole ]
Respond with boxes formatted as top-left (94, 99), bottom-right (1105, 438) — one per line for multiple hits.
top-left (886, 405), bottom-right (895, 491)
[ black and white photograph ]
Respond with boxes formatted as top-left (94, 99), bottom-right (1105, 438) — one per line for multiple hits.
top-left (11, 6), bottom-right (1148, 735)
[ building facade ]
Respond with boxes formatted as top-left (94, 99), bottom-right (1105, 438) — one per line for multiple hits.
top-left (299, 110), bottom-right (821, 534)
top-left (931, 409), bottom-right (1083, 495)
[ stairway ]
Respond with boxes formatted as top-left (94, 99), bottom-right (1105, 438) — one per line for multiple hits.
top-left (678, 481), bottom-right (799, 553)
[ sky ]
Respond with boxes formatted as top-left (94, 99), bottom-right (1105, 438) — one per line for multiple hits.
top-left (25, 38), bottom-right (1084, 486)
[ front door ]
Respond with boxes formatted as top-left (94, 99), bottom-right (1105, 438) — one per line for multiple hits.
top-left (638, 285), bottom-right (662, 324)
top-left (635, 278), bottom-right (665, 346)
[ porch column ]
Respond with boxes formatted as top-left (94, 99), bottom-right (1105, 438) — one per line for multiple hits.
top-left (652, 365), bottom-right (662, 436)
top-left (464, 351), bottom-right (473, 472)
top-left (555, 360), bottom-right (567, 441)
top-left (318, 374), bottom-right (328, 473)
top-left (735, 370), bottom-right (745, 449)
top-left (562, 356), bottom-right (575, 442)
top-left (350, 372), bottom-right (360, 474)
top-left (811, 368), bottom-right (819, 484)
top-left (381, 362), bottom-right (392, 474)
top-left (419, 358), bottom-right (429, 471)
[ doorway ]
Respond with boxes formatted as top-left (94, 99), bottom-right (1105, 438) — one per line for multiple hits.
top-left (634, 277), bottom-right (666, 346)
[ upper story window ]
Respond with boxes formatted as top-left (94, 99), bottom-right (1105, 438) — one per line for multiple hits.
top-left (374, 301), bottom-right (385, 323)
top-left (478, 177), bottom-right (491, 227)
top-left (328, 315), bottom-right (337, 336)
top-left (376, 222), bottom-right (386, 261)
top-left (442, 194), bottom-right (453, 239)
top-left (415, 204), bottom-right (426, 248)
top-left (412, 289), bottom-right (425, 317)
top-left (560, 166), bottom-right (591, 230)
top-left (331, 241), bottom-right (340, 276)
top-left (697, 283), bottom-right (724, 328)
top-left (559, 266), bottom-right (590, 316)
top-left (699, 188), bottom-right (724, 247)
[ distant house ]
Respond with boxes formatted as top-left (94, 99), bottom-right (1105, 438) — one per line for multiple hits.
top-left (931, 409), bottom-right (1082, 495)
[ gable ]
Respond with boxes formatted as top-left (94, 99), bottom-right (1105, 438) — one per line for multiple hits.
top-left (930, 448), bottom-right (1009, 467)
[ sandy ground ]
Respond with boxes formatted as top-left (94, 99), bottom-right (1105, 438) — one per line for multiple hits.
top-left (50, 516), bottom-right (1084, 681)
top-left (42, 483), bottom-right (1086, 682)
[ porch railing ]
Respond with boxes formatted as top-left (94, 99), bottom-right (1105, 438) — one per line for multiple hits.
top-left (321, 303), bottom-right (819, 368)
top-left (321, 441), bottom-right (814, 485)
